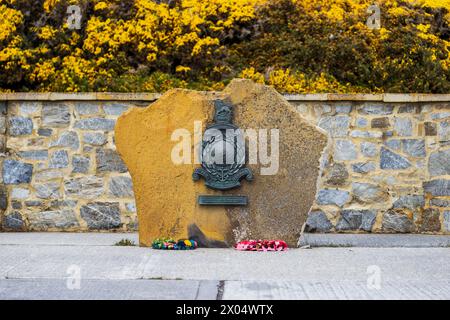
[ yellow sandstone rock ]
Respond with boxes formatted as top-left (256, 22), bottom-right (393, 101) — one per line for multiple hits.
top-left (115, 79), bottom-right (328, 247)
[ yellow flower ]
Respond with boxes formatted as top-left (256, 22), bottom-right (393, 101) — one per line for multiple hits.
top-left (176, 66), bottom-right (191, 73)
top-left (37, 26), bottom-right (57, 40)
top-left (240, 67), bottom-right (264, 84)
top-left (94, 1), bottom-right (108, 11)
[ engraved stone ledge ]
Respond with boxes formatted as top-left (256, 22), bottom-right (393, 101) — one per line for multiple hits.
top-left (384, 94), bottom-right (450, 102)
top-left (1, 93), bottom-right (449, 102)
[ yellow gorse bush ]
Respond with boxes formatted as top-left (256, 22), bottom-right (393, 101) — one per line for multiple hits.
top-left (0, 0), bottom-right (448, 93)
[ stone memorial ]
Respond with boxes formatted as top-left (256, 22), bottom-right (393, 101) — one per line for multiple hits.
top-left (115, 79), bottom-right (328, 247)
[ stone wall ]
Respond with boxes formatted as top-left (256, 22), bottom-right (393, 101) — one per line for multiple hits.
top-left (0, 93), bottom-right (449, 234)
top-left (0, 94), bottom-right (160, 232)
top-left (292, 99), bottom-right (450, 234)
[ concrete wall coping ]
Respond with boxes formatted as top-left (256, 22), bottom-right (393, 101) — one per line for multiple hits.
top-left (0, 92), bottom-right (449, 103)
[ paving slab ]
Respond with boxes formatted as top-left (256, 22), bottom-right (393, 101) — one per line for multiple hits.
top-left (2, 245), bottom-right (157, 280)
top-left (1, 233), bottom-right (450, 300)
top-left (139, 248), bottom-right (450, 282)
top-left (0, 279), bottom-right (218, 300)
top-left (0, 232), bottom-right (138, 246)
top-left (222, 280), bottom-right (450, 300)
top-left (2, 245), bottom-right (449, 282)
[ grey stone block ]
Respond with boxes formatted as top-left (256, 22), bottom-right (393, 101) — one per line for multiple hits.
top-left (50, 200), bottom-right (78, 209)
top-left (359, 105), bottom-right (393, 115)
top-left (18, 102), bottom-right (40, 115)
top-left (356, 117), bottom-right (368, 128)
top-left (96, 149), bottom-right (127, 173)
top-left (2, 212), bottom-right (24, 230)
top-left (109, 176), bottom-right (134, 197)
top-left (80, 202), bottom-right (121, 230)
top-left (0, 185), bottom-right (7, 210)
top-left (11, 187), bottom-right (30, 199)
top-left (318, 116), bottom-right (350, 137)
top-left (352, 182), bottom-right (386, 203)
top-left (28, 210), bottom-right (79, 230)
top-left (431, 112), bottom-right (450, 120)
top-left (24, 200), bottom-right (43, 207)
top-left (49, 150), bottom-right (69, 168)
top-left (444, 211), bottom-right (450, 232)
top-left (336, 210), bottom-right (376, 231)
top-left (325, 163), bottom-right (348, 186)
top-left (83, 132), bottom-right (107, 146)
top-left (316, 189), bottom-right (350, 207)
top-left (430, 198), bottom-right (450, 207)
top-left (49, 131), bottom-right (79, 150)
top-left (350, 130), bottom-right (382, 138)
top-left (38, 128), bottom-right (53, 137)
top-left (3, 160), bottom-right (33, 185)
top-left (8, 117), bottom-right (33, 136)
top-left (393, 195), bottom-right (425, 210)
top-left (18, 150), bottom-right (48, 161)
top-left (64, 176), bottom-right (104, 199)
top-left (75, 102), bottom-right (100, 115)
top-left (438, 121), bottom-right (449, 141)
top-left (382, 210), bottom-right (415, 233)
top-left (35, 182), bottom-right (61, 199)
top-left (352, 162), bottom-right (376, 173)
top-left (383, 130), bottom-right (394, 137)
top-left (305, 211), bottom-right (333, 233)
top-left (402, 139), bottom-right (425, 158)
top-left (394, 118), bottom-right (413, 136)
top-left (423, 179), bottom-right (450, 196)
top-left (335, 105), bottom-right (352, 113)
top-left (380, 147), bottom-right (411, 169)
top-left (429, 149), bottom-right (450, 177)
top-left (0, 102), bottom-right (6, 114)
top-left (74, 118), bottom-right (116, 131)
top-left (42, 104), bottom-right (71, 127)
top-left (334, 140), bottom-right (357, 161)
top-left (125, 202), bottom-right (136, 213)
top-left (360, 141), bottom-right (377, 157)
top-left (398, 105), bottom-right (418, 113)
top-left (384, 139), bottom-right (401, 151)
top-left (103, 103), bottom-right (130, 116)
top-left (34, 169), bottom-right (64, 182)
top-left (11, 201), bottom-right (22, 209)
top-left (72, 155), bottom-right (90, 174)
top-left (0, 116), bottom-right (6, 134)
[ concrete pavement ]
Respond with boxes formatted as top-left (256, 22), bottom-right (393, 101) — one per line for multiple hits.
top-left (0, 233), bottom-right (449, 300)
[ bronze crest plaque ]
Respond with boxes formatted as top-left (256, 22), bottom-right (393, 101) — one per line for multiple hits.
top-left (193, 100), bottom-right (253, 205)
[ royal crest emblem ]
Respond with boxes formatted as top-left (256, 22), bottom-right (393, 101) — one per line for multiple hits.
top-left (193, 100), bottom-right (253, 190)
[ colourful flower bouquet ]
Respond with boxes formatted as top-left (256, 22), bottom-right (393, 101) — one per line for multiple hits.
top-left (234, 240), bottom-right (288, 252)
top-left (152, 238), bottom-right (198, 250)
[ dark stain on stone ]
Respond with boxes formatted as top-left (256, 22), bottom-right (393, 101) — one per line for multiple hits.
top-left (188, 223), bottom-right (228, 248)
